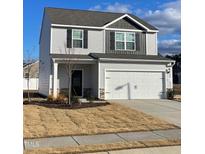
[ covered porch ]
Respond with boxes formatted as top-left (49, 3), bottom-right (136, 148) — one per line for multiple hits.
top-left (51, 54), bottom-right (98, 99)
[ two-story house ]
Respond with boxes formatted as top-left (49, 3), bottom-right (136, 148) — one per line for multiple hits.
top-left (39, 7), bottom-right (174, 100)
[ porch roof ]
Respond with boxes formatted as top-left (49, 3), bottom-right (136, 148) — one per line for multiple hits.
top-left (50, 54), bottom-right (93, 59)
top-left (50, 53), bottom-right (174, 63)
top-left (89, 53), bottom-right (174, 62)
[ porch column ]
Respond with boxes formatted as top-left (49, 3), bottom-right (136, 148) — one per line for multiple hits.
top-left (53, 62), bottom-right (58, 98)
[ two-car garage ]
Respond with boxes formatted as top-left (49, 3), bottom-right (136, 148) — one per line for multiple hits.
top-left (105, 70), bottom-right (166, 99)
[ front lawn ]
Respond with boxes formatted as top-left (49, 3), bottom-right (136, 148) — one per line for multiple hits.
top-left (24, 102), bottom-right (178, 139)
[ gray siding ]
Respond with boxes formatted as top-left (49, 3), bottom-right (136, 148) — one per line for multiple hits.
top-left (105, 30), bottom-right (146, 55)
top-left (58, 64), bottom-right (92, 89)
top-left (146, 33), bottom-right (157, 55)
top-left (39, 13), bottom-right (52, 96)
top-left (51, 28), bottom-right (104, 54)
top-left (108, 17), bottom-right (145, 30)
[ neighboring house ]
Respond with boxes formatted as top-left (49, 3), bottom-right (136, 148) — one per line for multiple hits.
top-left (23, 60), bottom-right (39, 90)
top-left (39, 7), bottom-right (175, 99)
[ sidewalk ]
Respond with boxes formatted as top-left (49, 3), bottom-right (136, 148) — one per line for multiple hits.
top-left (24, 128), bottom-right (181, 150)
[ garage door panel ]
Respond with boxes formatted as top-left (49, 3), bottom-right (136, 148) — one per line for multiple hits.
top-left (106, 71), bottom-right (165, 99)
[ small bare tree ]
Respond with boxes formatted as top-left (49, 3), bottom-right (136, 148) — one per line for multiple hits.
top-left (60, 43), bottom-right (76, 105)
top-left (24, 47), bottom-right (35, 102)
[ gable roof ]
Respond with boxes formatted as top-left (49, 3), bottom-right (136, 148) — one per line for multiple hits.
top-left (45, 7), bottom-right (158, 31)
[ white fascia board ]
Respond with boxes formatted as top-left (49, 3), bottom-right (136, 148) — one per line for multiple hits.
top-left (126, 15), bottom-right (159, 32)
top-left (103, 14), bottom-right (159, 32)
top-left (99, 58), bottom-right (175, 63)
top-left (52, 57), bottom-right (95, 62)
top-left (51, 24), bottom-right (103, 29)
top-left (103, 14), bottom-right (128, 28)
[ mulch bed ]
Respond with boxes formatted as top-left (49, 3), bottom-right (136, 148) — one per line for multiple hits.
top-left (23, 101), bottom-right (110, 109)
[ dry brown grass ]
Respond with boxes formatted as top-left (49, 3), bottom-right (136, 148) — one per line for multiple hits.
top-left (24, 103), bottom-right (178, 139)
top-left (24, 139), bottom-right (181, 154)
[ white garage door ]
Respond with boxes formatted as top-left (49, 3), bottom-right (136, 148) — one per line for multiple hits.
top-left (105, 71), bottom-right (165, 99)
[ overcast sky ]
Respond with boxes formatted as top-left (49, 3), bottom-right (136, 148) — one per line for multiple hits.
top-left (24, 0), bottom-right (181, 59)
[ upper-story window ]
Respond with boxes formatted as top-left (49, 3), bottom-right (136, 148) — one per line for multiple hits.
top-left (115, 32), bottom-right (135, 51)
top-left (72, 29), bottom-right (83, 48)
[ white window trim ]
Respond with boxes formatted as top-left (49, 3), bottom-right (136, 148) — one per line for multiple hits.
top-left (72, 29), bottom-right (84, 48)
top-left (115, 32), bottom-right (136, 51)
top-left (115, 32), bottom-right (125, 50)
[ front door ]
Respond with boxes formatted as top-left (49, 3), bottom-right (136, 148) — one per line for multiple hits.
top-left (71, 70), bottom-right (82, 96)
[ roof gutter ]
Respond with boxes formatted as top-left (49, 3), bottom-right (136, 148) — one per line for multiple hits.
top-left (51, 24), bottom-right (103, 30)
top-left (98, 58), bottom-right (175, 63)
top-left (51, 24), bottom-right (158, 33)
top-left (52, 57), bottom-right (95, 62)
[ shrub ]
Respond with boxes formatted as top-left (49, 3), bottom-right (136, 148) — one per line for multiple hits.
top-left (47, 95), bottom-right (54, 102)
top-left (87, 96), bottom-right (96, 103)
top-left (56, 94), bottom-right (68, 104)
top-left (167, 89), bottom-right (174, 100)
top-left (72, 96), bottom-right (81, 104)
top-left (47, 94), bottom-right (68, 104)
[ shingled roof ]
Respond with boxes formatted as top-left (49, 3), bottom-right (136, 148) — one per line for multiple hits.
top-left (45, 7), bottom-right (158, 30)
top-left (89, 53), bottom-right (173, 61)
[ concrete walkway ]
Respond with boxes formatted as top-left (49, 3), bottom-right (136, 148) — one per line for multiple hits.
top-left (24, 128), bottom-right (180, 150)
top-left (109, 99), bottom-right (181, 127)
top-left (86, 146), bottom-right (181, 154)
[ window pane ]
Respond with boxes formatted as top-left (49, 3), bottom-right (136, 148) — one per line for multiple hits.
top-left (126, 42), bottom-right (135, 50)
top-left (73, 30), bottom-right (82, 39)
top-left (115, 33), bottom-right (124, 41)
top-left (116, 42), bottom-right (125, 50)
top-left (126, 33), bottom-right (135, 42)
top-left (73, 40), bottom-right (82, 48)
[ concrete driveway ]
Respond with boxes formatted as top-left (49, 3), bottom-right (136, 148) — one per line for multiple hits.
top-left (109, 99), bottom-right (181, 127)
top-left (86, 146), bottom-right (181, 154)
